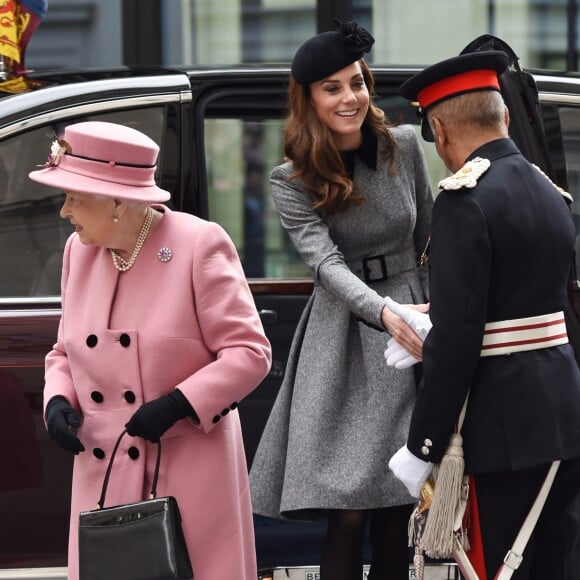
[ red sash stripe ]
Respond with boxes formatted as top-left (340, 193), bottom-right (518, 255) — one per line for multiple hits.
top-left (483, 317), bottom-right (565, 335)
top-left (481, 332), bottom-right (569, 351)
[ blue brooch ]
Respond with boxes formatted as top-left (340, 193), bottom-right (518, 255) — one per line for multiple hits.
top-left (157, 247), bottom-right (173, 263)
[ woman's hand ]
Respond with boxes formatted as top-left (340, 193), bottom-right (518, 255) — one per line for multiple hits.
top-left (381, 299), bottom-right (430, 361)
top-left (45, 396), bottom-right (85, 454)
top-left (126, 389), bottom-right (197, 442)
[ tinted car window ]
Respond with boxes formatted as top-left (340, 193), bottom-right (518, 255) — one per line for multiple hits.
top-left (203, 94), bottom-right (445, 280)
top-left (558, 107), bottom-right (580, 213)
top-left (205, 117), bottom-right (309, 279)
top-left (0, 126), bottom-right (70, 298)
top-left (0, 107), bottom-right (164, 298)
top-left (556, 106), bottom-right (580, 271)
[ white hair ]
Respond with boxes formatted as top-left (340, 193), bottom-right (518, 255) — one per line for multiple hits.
top-left (91, 193), bottom-right (149, 211)
top-left (427, 90), bottom-right (506, 135)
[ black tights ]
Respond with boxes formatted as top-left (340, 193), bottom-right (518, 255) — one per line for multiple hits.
top-left (319, 504), bottom-right (413, 580)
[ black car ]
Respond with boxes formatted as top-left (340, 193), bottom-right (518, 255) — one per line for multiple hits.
top-left (0, 60), bottom-right (579, 579)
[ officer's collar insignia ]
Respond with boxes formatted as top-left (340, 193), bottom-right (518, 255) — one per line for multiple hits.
top-left (439, 157), bottom-right (491, 191)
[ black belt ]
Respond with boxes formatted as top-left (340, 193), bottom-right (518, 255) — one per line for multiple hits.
top-left (350, 250), bottom-right (416, 284)
top-left (362, 254), bottom-right (388, 284)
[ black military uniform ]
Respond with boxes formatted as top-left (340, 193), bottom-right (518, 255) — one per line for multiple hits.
top-left (400, 53), bottom-right (580, 578)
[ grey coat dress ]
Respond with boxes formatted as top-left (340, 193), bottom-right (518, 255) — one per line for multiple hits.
top-left (250, 125), bottom-right (433, 520)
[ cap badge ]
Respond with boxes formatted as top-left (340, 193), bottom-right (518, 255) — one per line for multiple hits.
top-left (439, 157), bottom-right (491, 190)
top-left (157, 247), bottom-right (173, 263)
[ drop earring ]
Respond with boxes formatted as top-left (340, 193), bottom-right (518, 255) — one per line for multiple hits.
top-left (113, 216), bottom-right (119, 224)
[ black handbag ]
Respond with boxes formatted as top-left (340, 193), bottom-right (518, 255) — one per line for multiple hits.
top-left (78, 429), bottom-right (193, 580)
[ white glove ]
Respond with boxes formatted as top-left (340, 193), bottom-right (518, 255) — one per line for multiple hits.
top-left (388, 445), bottom-right (433, 498)
top-left (384, 337), bottom-right (419, 369)
top-left (383, 297), bottom-right (432, 369)
top-left (384, 296), bottom-right (432, 340)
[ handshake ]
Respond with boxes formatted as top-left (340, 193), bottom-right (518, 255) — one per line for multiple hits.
top-left (383, 296), bottom-right (432, 369)
top-left (384, 297), bottom-right (434, 496)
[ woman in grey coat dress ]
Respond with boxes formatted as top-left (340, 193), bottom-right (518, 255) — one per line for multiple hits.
top-left (249, 20), bottom-right (433, 579)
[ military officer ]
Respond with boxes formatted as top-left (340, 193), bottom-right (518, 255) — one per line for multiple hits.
top-left (388, 51), bottom-right (580, 579)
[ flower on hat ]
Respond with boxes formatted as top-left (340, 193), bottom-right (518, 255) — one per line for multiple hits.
top-left (335, 18), bottom-right (374, 54)
top-left (39, 139), bottom-right (72, 168)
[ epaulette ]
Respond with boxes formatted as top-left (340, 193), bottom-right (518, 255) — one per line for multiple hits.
top-left (532, 163), bottom-right (573, 204)
top-left (438, 157), bottom-right (490, 191)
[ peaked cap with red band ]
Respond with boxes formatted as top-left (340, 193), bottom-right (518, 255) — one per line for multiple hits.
top-left (400, 50), bottom-right (509, 142)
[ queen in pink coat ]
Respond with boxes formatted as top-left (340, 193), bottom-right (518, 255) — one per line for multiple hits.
top-left (28, 121), bottom-right (272, 580)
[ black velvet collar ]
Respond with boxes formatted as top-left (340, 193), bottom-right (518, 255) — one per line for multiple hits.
top-left (341, 125), bottom-right (378, 178)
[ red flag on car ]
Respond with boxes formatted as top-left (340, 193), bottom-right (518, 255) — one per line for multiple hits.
top-left (0, 0), bottom-right (47, 74)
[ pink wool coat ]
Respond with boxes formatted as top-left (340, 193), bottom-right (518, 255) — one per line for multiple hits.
top-left (44, 206), bottom-right (272, 580)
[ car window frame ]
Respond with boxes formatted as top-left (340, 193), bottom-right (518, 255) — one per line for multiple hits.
top-left (0, 85), bottom-right (189, 308)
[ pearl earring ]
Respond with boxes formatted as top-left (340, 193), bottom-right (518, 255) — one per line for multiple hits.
top-left (113, 216), bottom-right (119, 224)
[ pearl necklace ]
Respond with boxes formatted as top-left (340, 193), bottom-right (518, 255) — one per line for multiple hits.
top-left (109, 207), bottom-right (154, 272)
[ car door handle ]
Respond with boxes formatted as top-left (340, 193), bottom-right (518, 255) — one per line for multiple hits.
top-left (259, 309), bottom-right (278, 324)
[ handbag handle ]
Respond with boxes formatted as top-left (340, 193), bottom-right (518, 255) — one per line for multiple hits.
top-left (96, 429), bottom-right (162, 509)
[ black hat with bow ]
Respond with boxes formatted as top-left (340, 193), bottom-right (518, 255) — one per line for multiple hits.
top-left (291, 19), bottom-right (375, 85)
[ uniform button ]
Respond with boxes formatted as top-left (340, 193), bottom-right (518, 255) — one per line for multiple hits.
top-left (119, 334), bottom-right (131, 347)
top-left (124, 391), bottom-right (136, 404)
top-left (128, 447), bottom-right (140, 460)
top-left (424, 438), bottom-right (433, 447)
top-left (93, 448), bottom-right (105, 459)
top-left (90, 391), bottom-right (104, 403)
top-left (421, 446), bottom-right (430, 456)
top-left (86, 334), bottom-right (98, 348)
top-left (221, 408), bottom-right (230, 417)
top-left (212, 415), bottom-right (221, 424)
top-left (230, 402), bottom-right (238, 410)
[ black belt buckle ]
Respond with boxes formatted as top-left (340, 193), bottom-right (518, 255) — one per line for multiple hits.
top-left (362, 255), bottom-right (388, 284)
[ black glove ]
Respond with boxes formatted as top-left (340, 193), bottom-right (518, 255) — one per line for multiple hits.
top-left (45, 396), bottom-right (85, 454)
top-left (125, 389), bottom-right (197, 443)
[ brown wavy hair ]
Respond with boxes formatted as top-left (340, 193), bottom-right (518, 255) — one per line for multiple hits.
top-left (284, 59), bottom-right (398, 213)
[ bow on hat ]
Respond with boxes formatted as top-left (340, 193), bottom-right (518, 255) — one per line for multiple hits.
top-left (291, 18), bottom-right (375, 85)
top-left (336, 19), bottom-right (374, 54)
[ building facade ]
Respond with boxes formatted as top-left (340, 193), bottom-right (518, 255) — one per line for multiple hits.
top-left (24, 0), bottom-right (580, 73)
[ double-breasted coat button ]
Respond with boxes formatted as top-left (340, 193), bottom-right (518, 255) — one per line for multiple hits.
top-left (212, 415), bottom-right (221, 424)
top-left (93, 448), bottom-right (105, 459)
top-left (86, 334), bottom-right (98, 348)
top-left (221, 408), bottom-right (230, 417)
top-left (128, 447), bottom-right (140, 460)
top-left (230, 402), bottom-right (238, 410)
top-left (123, 391), bottom-right (136, 404)
top-left (119, 334), bottom-right (131, 347)
top-left (90, 391), bottom-right (104, 403)
top-left (421, 446), bottom-right (430, 456)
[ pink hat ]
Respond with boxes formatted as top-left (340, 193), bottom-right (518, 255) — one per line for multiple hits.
top-left (28, 121), bottom-right (171, 203)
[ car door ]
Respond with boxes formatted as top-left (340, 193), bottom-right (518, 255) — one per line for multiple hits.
top-left (183, 63), bottom-right (580, 576)
top-left (184, 67), bottom-right (446, 572)
top-left (0, 71), bottom-right (191, 575)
